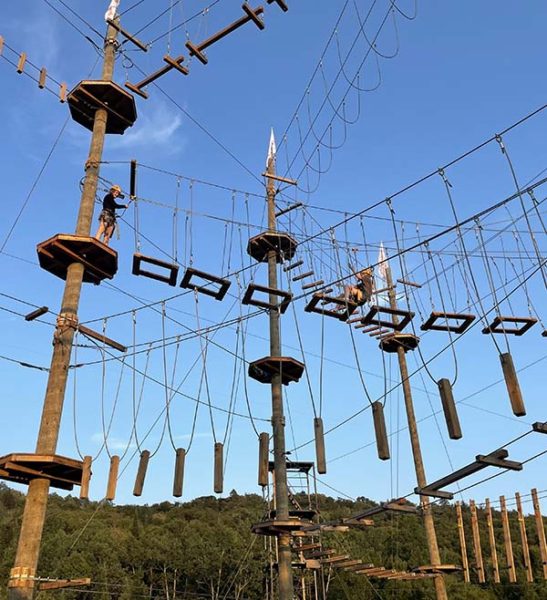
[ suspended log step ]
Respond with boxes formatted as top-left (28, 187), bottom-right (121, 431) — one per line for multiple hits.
top-left (173, 448), bottom-right (186, 498)
top-left (292, 270), bottom-right (314, 282)
top-left (132, 253), bottom-right (178, 286)
top-left (126, 55), bottom-right (188, 99)
top-left (397, 278), bottom-right (422, 288)
top-left (379, 333), bottom-right (420, 354)
top-left (275, 202), bottom-right (302, 217)
top-left (533, 421), bottom-right (547, 434)
top-left (321, 555), bottom-right (350, 564)
top-left (314, 417), bottom-right (327, 474)
top-left (500, 352), bottom-right (526, 417)
top-left (267, 0), bottom-right (289, 11)
top-left (248, 356), bottom-right (305, 385)
top-left (301, 279), bottom-right (324, 290)
top-left (372, 401), bottom-right (390, 460)
top-left (133, 450), bottom-right (150, 497)
top-left (80, 456), bottom-right (92, 500)
top-left (362, 305), bottom-right (415, 332)
top-left (242, 282), bottom-right (292, 313)
top-left (214, 442), bottom-right (223, 494)
top-left (412, 564), bottom-right (461, 575)
top-left (37, 234), bottom-right (117, 284)
top-left (0, 454), bottom-right (83, 491)
top-left (258, 433), bottom-right (269, 487)
top-left (437, 378), bottom-right (462, 439)
top-left (333, 560), bottom-right (363, 569)
top-left (251, 518), bottom-right (314, 536)
top-left (247, 231), bottom-right (297, 263)
top-left (67, 80), bottom-right (137, 134)
top-left (180, 267), bottom-right (231, 300)
top-left (415, 449), bottom-right (522, 500)
top-left (106, 455), bottom-right (120, 501)
top-left (345, 499), bottom-right (418, 522)
top-left (24, 306), bottom-right (49, 321)
top-left (482, 315), bottom-right (537, 336)
top-left (305, 549), bottom-right (335, 558)
top-left (294, 543), bottom-right (322, 553)
top-left (369, 328), bottom-right (390, 338)
top-left (283, 259), bottom-right (303, 272)
top-left (305, 293), bottom-right (358, 322)
top-left (421, 311), bottom-right (476, 334)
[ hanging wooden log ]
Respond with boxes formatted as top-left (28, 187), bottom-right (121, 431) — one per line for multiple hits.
top-left (437, 378), bottom-right (462, 440)
top-left (485, 498), bottom-right (500, 583)
top-left (372, 401), bottom-right (390, 461)
top-left (500, 353), bottom-right (526, 416)
top-left (500, 495), bottom-right (517, 583)
top-left (515, 492), bottom-right (534, 582)
top-left (469, 500), bottom-right (485, 583)
top-left (314, 417), bottom-right (327, 474)
top-left (531, 488), bottom-right (547, 580)
top-left (214, 442), bottom-right (223, 494)
top-left (79, 456), bottom-right (92, 501)
top-left (16, 52), bottom-right (27, 74)
top-left (173, 448), bottom-right (186, 498)
top-left (456, 502), bottom-right (470, 583)
top-left (106, 455), bottom-right (120, 501)
top-left (130, 159), bottom-right (137, 199)
top-left (258, 432), bottom-right (269, 486)
top-left (133, 450), bottom-right (150, 497)
top-left (38, 67), bottom-right (47, 89)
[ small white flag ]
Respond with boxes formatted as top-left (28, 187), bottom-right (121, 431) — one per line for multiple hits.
top-left (105, 0), bottom-right (121, 22)
top-left (377, 242), bottom-right (388, 280)
top-left (266, 128), bottom-right (276, 167)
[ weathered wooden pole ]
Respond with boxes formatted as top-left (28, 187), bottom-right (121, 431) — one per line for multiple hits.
top-left (500, 495), bottom-right (517, 583)
top-left (485, 498), bottom-right (500, 583)
top-left (265, 136), bottom-right (294, 600)
top-left (531, 488), bottom-right (547, 580)
top-left (8, 22), bottom-right (120, 600)
top-left (469, 500), bottom-right (485, 583)
top-left (456, 502), bottom-right (470, 583)
top-left (383, 263), bottom-right (448, 600)
top-left (515, 492), bottom-right (533, 583)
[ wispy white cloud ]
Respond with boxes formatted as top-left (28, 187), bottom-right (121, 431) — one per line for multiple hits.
top-left (91, 432), bottom-right (136, 451)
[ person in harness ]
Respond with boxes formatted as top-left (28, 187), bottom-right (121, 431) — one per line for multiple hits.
top-left (344, 267), bottom-right (374, 306)
top-left (95, 184), bottom-right (129, 246)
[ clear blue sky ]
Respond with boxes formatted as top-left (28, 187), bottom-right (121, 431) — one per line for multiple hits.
top-left (0, 0), bottom-right (546, 522)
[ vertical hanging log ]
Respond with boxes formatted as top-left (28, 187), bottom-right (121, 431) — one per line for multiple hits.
top-left (173, 448), bottom-right (186, 498)
top-left (106, 455), bottom-right (120, 501)
top-left (130, 159), bottom-right (137, 198)
top-left (437, 378), bottom-right (462, 439)
top-left (371, 401), bottom-right (390, 460)
top-left (515, 492), bottom-right (534, 582)
top-left (531, 488), bottom-right (547, 580)
top-left (258, 432), bottom-right (270, 486)
top-left (133, 450), bottom-right (150, 497)
top-left (485, 498), bottom-right (500, 583)
top-left (470, 500), bottom-right (485, 583)
top-left (314, 417), bottom-right (327, 474)
top-left (214, 442), bottom-right (223, 494)
top-left (500, 495), bottom-right (517, 583)
top-left (79, 455), bottom-right (92, 501)
top-left (500, 353), bottom-right (526, 416)
top-left (16, 52), bottom-right (27, 73)
top-left (456, 502), bottom-right (470, 583)
top-left (59, 82), bottom-right (67, 103)
top-left (38, 67), bottom-right (47, 89)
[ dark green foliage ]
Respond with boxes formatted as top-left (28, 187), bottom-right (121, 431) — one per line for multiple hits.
top-left (0, 484), bottom-right (546, 599)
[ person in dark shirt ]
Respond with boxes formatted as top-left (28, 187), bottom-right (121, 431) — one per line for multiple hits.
top-left (95, 184), bottom-right (129, 245)
top-left (344, 267), bottom-right (374, 305)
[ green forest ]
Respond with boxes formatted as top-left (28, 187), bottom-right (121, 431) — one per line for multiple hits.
top-left (1, 484), bottom-right (546, 599)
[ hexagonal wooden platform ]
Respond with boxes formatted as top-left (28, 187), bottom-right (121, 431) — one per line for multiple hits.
top-left (248, 356), bottom-right (305, 385)
top-left (247, 232), bottom-right (298, 263)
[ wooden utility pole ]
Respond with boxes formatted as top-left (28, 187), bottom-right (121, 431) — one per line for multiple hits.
top-left (485, 498), bottom-right (500, 583)
top-left (500, 495), bottom-right (517, 583)
top-left (515, 492), bottom-right (534, 583)
top-left (531, 488), bottom-right (547, 580)
top-left (383, 263), bottom-right (448, 600)
top-left (8, 22), bottom-right (120, 600)
top-left (469, 500), bottom-right (485, 583)
top-left (265, 143), bottom-right (294, 600)
top-left (455, 502), bottom-right (470, 583)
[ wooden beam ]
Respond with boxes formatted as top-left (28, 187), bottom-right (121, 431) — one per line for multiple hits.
top-left (106, 455), bottom-right (119, 501)
top-left (172, 448), bottom-right (185, 498)
top-left (78, 324), bottom-right (127, 352)
top-left (470, 500), bottom-right (485, 583)
top-left (79, 456), bottom-right (92, 501)
top-left (500, 352), bottom-right (526, 416)
top-left (16, 52), bottom-right (26, 73)
top-left (258, 432), bottom-right (269, 486)
top-left (106, 19), bottom-right (148, 51)
top-left (214, 442), bottom-right (223, 494)
top-left (531, 488), bottom-right (547, 580)
top-left (456, 502), bottom-right (470, 583)
top-left (262, 172), bottom-right (298, 186)
top-left (515, 492), bottom-right (533, 582)
top-left (485, 498), bottom-right (500, 583)
top-left (38, 67), bottom-right (47, 89)
top-left (24, 306), bottom-right (48, 321)
top-left (38, 578), bottom-right (91, 591)
top-left (500, 495), bottom-right (517, 583)
top-left (59, 82), bottom-right (67, 103)
top-left (314, 417), bottom-right (326, 474)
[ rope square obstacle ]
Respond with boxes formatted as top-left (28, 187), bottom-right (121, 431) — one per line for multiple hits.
top-left (132, 253), bottom-right (179, 286)
top-left (179, 267), bottom-right (231, 300)
top-left (420, 311), bottom-right (476, 334)
top-left (482, 315), bottom-right (537, 336)
top-left (361, 305), bottom-right (414, 332)
top-left (304, 292), bottom-right (358, 322)
top-left (242, 282), bottom-right (292, 313)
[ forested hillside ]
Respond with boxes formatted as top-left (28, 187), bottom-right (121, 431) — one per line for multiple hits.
top-left (1, 484), bottom-right (546, 599)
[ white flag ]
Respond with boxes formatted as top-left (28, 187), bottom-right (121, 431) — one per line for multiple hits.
top-left (266, 128), bottom-right (276, 167)
top-left (105, 0), bottom-right (121, 21)
top-left (377, 242), bottom-right (388, 281)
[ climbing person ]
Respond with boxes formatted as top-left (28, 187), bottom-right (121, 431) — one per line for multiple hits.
top-left (344, 267), bottom-right (374, 306)
top-left (95, 184), bottom-right (129, 246)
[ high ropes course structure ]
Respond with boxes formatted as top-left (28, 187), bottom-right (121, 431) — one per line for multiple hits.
top-left (0, 1), bottom-right (545, 599)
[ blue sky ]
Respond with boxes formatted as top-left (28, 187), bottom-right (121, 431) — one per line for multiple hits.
top-left (0, 0), bottom-right (546, 525)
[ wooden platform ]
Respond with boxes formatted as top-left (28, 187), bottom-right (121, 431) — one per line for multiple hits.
top-left (37, 234), bottom-right (117, 284)
top-left (413, 564), bottom-right (461, 575)
top-left (379, 333), bottom-right (420, 353)
top-left (248, 356), bottom-right (305, 385)
top-left (247, 232), bottom-right (298, 263)
top-left (0, 454), bottom-right (83, 491)
top-left (251, 518), bottom-right (313, 536)
top-left (67, 80), bottom-right (137, 134)
top-left (269, 509), bottom-right (317, 521)
top-left (268, 460), bottom-right (314, 473)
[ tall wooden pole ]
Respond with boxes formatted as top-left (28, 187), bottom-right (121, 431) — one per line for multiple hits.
top-left (500, 495), bottom-right (517, 583)
top-left (469, 500), bottom-right (485, 583)
top-left (531, 488), bottom-right (547, 580)
top-left (7, 22), bottom-right (119, 600)
top-left (455, 502), bottom-right (470, 583)
top-left (515, 492), bottom-right (533, 583)
top-left (485, 498), bottom-right (500, 583)
top-left (265, 141), bottom-right (294, 600)
top-left (383, 263), bottom-right (448, 600)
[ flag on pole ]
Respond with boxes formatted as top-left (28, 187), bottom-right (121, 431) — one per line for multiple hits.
top-left (105, 0), bottom-right (121, 21)
top-left (377, 242), bottom-right (388, 281)
top-left (266, 128), bottom-right (276, 167)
